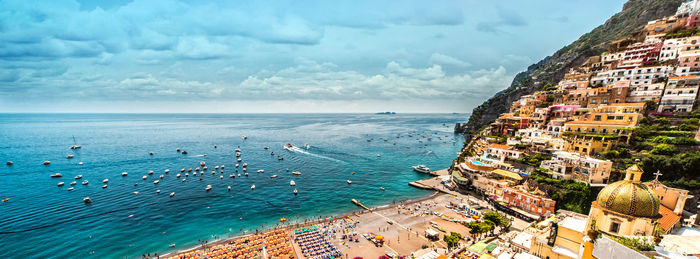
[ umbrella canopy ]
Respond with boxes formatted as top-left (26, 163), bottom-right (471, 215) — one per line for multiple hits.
top-left (375, 235), bottom-right (384, 241)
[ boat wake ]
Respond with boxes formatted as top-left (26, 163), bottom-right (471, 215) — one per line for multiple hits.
top-left (284, 145), bottom-right (346, 164)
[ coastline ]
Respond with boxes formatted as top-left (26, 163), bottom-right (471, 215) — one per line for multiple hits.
top-left (161, 171), bottom-right (449, 258)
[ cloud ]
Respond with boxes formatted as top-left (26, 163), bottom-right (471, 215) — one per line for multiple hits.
top-left (429, 53), bottom-right (472, 67)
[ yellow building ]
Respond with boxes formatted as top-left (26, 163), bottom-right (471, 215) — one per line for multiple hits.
top-left (529, 211), bottom-right (589, 259)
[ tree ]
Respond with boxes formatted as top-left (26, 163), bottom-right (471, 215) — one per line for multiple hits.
top-left (443, 232), bottom-right (462, 249)
top-left (483, 212), bottom-right (509, 229)
top-left (651, 144), bottom-right (677, 155)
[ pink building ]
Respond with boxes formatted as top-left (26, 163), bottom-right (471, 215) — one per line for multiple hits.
top-left (548, 105), bottom-right (581, 119)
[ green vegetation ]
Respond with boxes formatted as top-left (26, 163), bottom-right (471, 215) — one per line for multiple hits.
top-left (443, 232), bottom-right (462, 248)
top-left (518, 153), bottom-right (552, 167)
top-left (609, 236), bottom-right (655, 252)
top-left (529, 170), bottom-right (598, 214)
top-left (651, 144), bottom-right (677, 155)
top-left (641, 152), bottom-right (700, 189)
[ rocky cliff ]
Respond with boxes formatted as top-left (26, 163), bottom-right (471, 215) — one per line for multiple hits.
top-left (457, 0), bottom-right (684, 134)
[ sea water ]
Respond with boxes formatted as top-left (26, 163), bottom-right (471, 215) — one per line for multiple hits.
top-left (0, 113), bottom-right (464, 258)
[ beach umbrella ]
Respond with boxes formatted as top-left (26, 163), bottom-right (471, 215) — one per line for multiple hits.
top-left (375, 235), bottom-right (384, 241)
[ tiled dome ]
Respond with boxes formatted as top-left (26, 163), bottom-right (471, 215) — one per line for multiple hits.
top-left (596, 180), bottom-right (660, 218)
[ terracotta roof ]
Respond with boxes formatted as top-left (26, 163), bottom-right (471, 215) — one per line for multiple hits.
top-left (657, 205), bottom-right (681, 232)
top-left (488, 143), bottom-right (513, 150)
top-left (564, 121), bottom-right (633, 126)
top-left (669, 75), bottom-right (700, 80)
top-left (606, 103), bottom-right (645, 107)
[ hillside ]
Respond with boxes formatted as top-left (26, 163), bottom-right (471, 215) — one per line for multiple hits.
top-left (457, 0), bottom-right (684, 134)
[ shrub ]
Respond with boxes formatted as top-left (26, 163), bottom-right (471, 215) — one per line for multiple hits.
top-left (654, 117), bottom-right (670, 125)
top-left (651, 144), bottom-right (677, 155)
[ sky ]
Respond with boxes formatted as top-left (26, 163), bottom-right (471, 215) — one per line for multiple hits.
top-left (0, 0), bottom-right (626, 113)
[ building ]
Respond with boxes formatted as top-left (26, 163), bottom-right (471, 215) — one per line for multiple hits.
top-left (618, 42), bottom-right (662, 68)
top-left (586, 83), bottom-right (629, 107)
top-left (677, 0), bottom-right (700, 17)
top-left (529, 210), bottom-right (589, 259)
top-left (642, 16), bottom-right (686, 37)
top-left (540, 151), bottom-right (613, 184)
top-left (503, 183), bottom-right (556, 217)
top-left (485, 144), bottom-right (523, 162)
top-left (626, 82), bottom-right (665, 103)
top-left (658, 75), bottom-right (700, 112)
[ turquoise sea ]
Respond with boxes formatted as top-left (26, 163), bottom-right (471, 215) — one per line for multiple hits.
top-left (0, 113), bottom-right (464, 258)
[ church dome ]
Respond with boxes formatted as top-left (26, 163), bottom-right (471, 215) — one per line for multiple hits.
top-left (596, 180), bottom-right (660, 218)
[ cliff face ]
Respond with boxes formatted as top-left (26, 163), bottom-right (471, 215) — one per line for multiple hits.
top-left (459, 0), bottom-right (684, 134)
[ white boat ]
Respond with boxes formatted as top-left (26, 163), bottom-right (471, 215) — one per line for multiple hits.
top-left (245, 172), bottom-right (248, 176)
top-left (264, 146), bottom-right (270, 150)
top-left (83, 197), bottom-right (91, 203)
top-left (66, 154), bottom-right (74, 159)
top-left (51, 173), bottom-right (63, 178)
top-left (57, 182), bottom-right (64, 187)
top-left (153, 180), bottom-right (159, 184)
top-left (70, 181), bottom-right (76, 186)
top-left (242, 163), bottom-right (247, 167)
top-left (250, 184), bottom-right (255, 190)
top-left (156, 190), bottom-right (160, 194)
top-left (78, 162), bottom-right (84, 165)
top-left (238, 174), bottom-right (241, 177)
top-left (148, 170), bottom-right (153, 175)
top-left (237, 158), bottom-right (242, 162)
top-left (180, 168), bottom-right (185, 172)
top-left (103, 179), bottom-right (109, 183)
top-left (290, 180), bottom-right (295, 186)
top-left (185, 173), bottom-right (189, 177)
top-left (133, 192), bottom-right (139, 195)
top-left (235, 164), bottom-right (239, 168)
top-left (70, 136), bottom-right (81, 149)
top-left (294, 189), bottom-right (298, 195)
top-left (220, 165), bottom-right (224, 169)
top-left (219, 175), bottom-right (223, 179)
top-left (292, 171), bottom-right (302, 175)
top-left (304, 144), bottom-right (310, 149)
top-left (235, 148), bottom-right (241, 152)
top-left (235, 152), bottom-right (241, 157)
top-left (170, 192), bottom-right (175, 197)
top-left (205, 185), bottom-right (212, 191)
top-left (159, 175), bottom-right (164, 179)
top-left (257, 169), bottom-right (264, 173)
top-left (229, 174), bottom-right (235, 178)
top-left (182, 179), bottom-right (186, 182)
top-left (380, 187), bottom-right (385, 191)
top-left (82, 180), bottom-right (89, 185)
top-left (203, 166), bottom-right (207, 170)
top-left (43, 161), bottom-right (51, 165)
top-left (227, 186), bottom-right (231, 191)
top-left (176, 173), bottom-right (181, 178)
top-left (270, 151), bottom-right (274, 155)
top-left (278, 157), bottom-right (284, 160)
top-left (164, 169), bottom-right (170, 174)
top-left (347, 180), bottom-right (352, 184)
top-left (188, 168), bottom-right (192, 172)
top-left (215, 166), bottom-right (219, 170)
top-left (74, 175), bottom-right (82, 179)
top-left (142, 175), bottom-right (147, 180)
top-left (241, 135), bottom-right (247, 140)
top-left (102, 184), bottom-right (108, 189)
top-left (67, 187), bottom-right (74, 191)
top-left (270, 175), bottom-right (278, 178)
top-left (412, 165), bottom-right (431, 174)
top-left (122, 172), bottom-right (128, 177)
top-left (284, 142), bottom-right (293, 150)
top-left (200, 161), bottom-right (206, 166)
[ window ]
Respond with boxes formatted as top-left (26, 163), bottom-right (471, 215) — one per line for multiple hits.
top-left (610, 221), bottom-right (621, 233)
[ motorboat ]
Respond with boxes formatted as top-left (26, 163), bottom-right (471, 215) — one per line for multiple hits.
top-left (142, 175), bottom-right (147, 180)
top-left (220, 165), bottom-right (224, 169)
top-left (122, 172), bottom-right (128, 177)
top-left (159, 175), bottom-right (164, 179)
top-left (229, 174), bottom-right (235, 178)
top-left (219, 175), bottom-right (223, 179)
top-left (185, 173), bottom-right (189, 177)
top-left (257, 169), bottom-right (264, 173)
top-left (176, 148), bottom-right (181, 152)
top-left (149, 152), bottom-right (153, 155)
top-left (235, 148), bottom-right (241, 152)
top-left (182, 179), bottom-right (186, 182)
top-left (6, 161), bottom-right (12, 166)
top-left (153, 180), bottom-right (159, 185)
top-left (270, 152), bottom-right (274, 155)
top-left (235, 152), bottom-right (241, 157)
top-left (82, 180), bottom-right (89, 185)
top-left (227, 186), bottom-right (231, 191)
top-left (164, 169), bottom-right (170, 174)
top-left (380, 187), bottom-right (385, 191)
top-left (57, 182), bottom-right (64, 187)
top-left (181, 151), bottom-right (188, 154)
top-left (215, 166), bottom-right (219, 170)
top-left (67, 187), bottom-right (74, 191)
top-left (377, 154), bottom-right (381, 157)
top-left (203, 166), bottom-right (207, 170)
top-left (347, 180), bottom-right (352, 184)
top-left (70, 136), bottom-right (81, 149)
top-left (102, 184), bottom-right (108, 189)
top-left (200, 161), bottom-right (206, 166)
top-left (149, 170), bottom-right (155, 174)
top-left (74, 175), bottom-right (82, 179)
top-left (156, 190), bottom-right (160, 194)
top-left (43, 161), bottom-right (51, 165)
top-left (290, 180), bottom-right (295, 186)
top-left (70, 181), bottom-right (76, 185)
top-left (264, 146), bottom-right (270, 150)
top-left (292, 171), bottom-right (302, 175)
top-left (180, 168), bottom-right (185, 172)
top-left (241, 135), bottom-right (247, 140)
top-left (242, 163), bottom-right (247, 167)
top-left (304, 144), bottom-right (310, 149)
top-left (188, 168), bottom-right (192, 172)
top-left (66, 154), bottom-right (74, 159)
top-left (83, 197), bottom-right (92, 204)
top-left (176, 173), bottom-right (181, 178)
top-left (78, 162), bottom-right (84, 165)
top-left (170, 192), bottom-right (175, 197)
top-left (412, 165), bottom-right (431, 174)
top-left (205, 185), bottom-right (212, 191)
top-left (245, 172), bottom-right (248, 176)
top-left (235, 164), bottom-right (239, 168)
top-left (102, 179), bottom-right (109, 183)
top-left (294, 189), bottom-right (298, 195)
top-left (51, 173), bottom-right (63, 178)
top-left (238, 173), bottom-right (241, 177)
top-left (270, 175), bottom-right (278, 178)
top-left (278, 157), bottom-right (284, 160)
top-left (284, 143), bottom-right (293, 150)
top-left (237, 158), bottom-right (242, 162)
top-left (133, 192), bottom-right (139, 195)
top-left (250, 184), bottom-right (255, 190)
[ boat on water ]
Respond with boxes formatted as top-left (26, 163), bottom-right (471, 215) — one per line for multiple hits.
top-left (294, 189), bottom-right (298, 195)
top-left (51, 173), bottom-right (62, 178)
top-left (102, 179), bottom-right (109, 183)
top-left (6, 161), bottom-right (12, 166)
top-left (156, 190), bottom-right (160, 194)
top-left (380, 187), bottom-right (385, 191)
top-left (347, 180), bottom-right (352, 184)
top-left (278, 157), bottom-right (284, 160)
top-left (83, 197), bottom-right (91, 204)
top-left (43, 161), bottom-right (51, 165)
top-left (181, 151), bottom-right (188, 154)
top-left (235, 148), bottom-right (241, 152)
top-left (292, 171), bottom-right (301, 175)
top-left (153, 180), bottom-right (159, 184)
top-left (176, 173), bottom-right (181, 178)
top-left (164, 169), bottom-right (170, 174)
top-left (235, 163), bottom-right (239, 168)
top-left (241, 135), bottom-right (247, 140)
top-left (219, 175), bottom-right (223, 179)
top-left (102, 184), bottom-right (107, 189)
top-left (70, 181), bottom-right (76, 185)
top-left (242, 163), bottom-right (247, 167)
top-left (290, 180), bottom-right (295, 186)
top-left (149, 152), bottom-right (153, 155)
top-left (304, 144), bottom-right (310, 149)
top-left (377, 154), bottom-right (381, 157)
top-left (227, 186), bottom-right (231, 191)
top-left (81, 180), bottom-right (88, 185)
top-left (284, 142), bottom-right (293, 149)
top-left (264, 146), bottom-right (270, 150)
top-left (170, 192), bottom-right (175, 197)
top-left (412, 165), bottom-right (431, 174)
top-left (142, 175), bottom-right (147, 180)
top-left (70, 136), bottom-right (81, 149)
top-left (159, 175), bottom-right (164, 179)
top-left (205, 185), bottom-right (212, 191)
top-left (66, 154), bottom-right (74, 159)
top-left (74, 175), bottom-right (82, 179)
top-left (250, 185), bottom-right (255, 190)
top-left (237, 158), bottom-right (242, 162)
top-left (67, 187), bottom-right (74, 191)
top-left (122, 172), bottom-right (128, 177)
top-left (270, 151), bottom-right (274, 155)
top-left (270, 175), bottom-right (278, 178)
top-left (57, 182), bottom-right (64, 187)
top-left (245, 172), bottom-right (248, 176)
top-left (235, 152), bottom-right (241, 157)
top-left (133, 192), bottom-right (139, 195)
top-left (257, 169), bottom-right (264, 173)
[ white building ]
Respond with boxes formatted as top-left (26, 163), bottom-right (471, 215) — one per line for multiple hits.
top-left (540, 151), bottom-right (613, 184)
top-left (677, 0), bottom-right (700, 17)
top-left (658, 75), bottom-right (700, 112)
top-left (626, 82), bottom-right (665, 103)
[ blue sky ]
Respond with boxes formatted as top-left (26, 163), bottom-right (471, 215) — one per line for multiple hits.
top-left (0, 0), bottom-right (625, 113)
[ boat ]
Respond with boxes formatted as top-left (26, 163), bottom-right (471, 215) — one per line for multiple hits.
top-left (238, 174), bottom-right (241, 177)
top-left (67, 187), bottom-right (74, 191)
top-left (153, 180), bottom-right (159, 184)
top-left (81, 180), bottom-right (88, 185)
top-left (242, 163), bottom-right (247, 167)
top-left (304, 144), bottom-right (310, 149)
top-left (133, 192), bottom-right (139, 195)
top-left (270, 175), bottom-right (278, 178)
top-left (142, 175), bottom-right (147, 180)
top-left (220, 165), bottom-right (224, 169)
top-left (290, 180), bottom-right (295, 186)
top-left (57, 182), bottom-right (64, 187)
top-left (182, 151), bottom-right (188, 154)
top-left (103, 179), bottom-right (109, 183)
top-left (380, 187), bottom-right (385, 191)
top-left (159, 175), bottom-right (164, 179)
top-left (176, 173), bottom-right (181, 178)
top-left (156, 190), bottom-right (160, 194)
top-left (200, 161), bottom-right (206, 166)
top-left (347, 180), bottom-right (352, 184)
top-left (70, 181), bottom-right (76, 185)
top-left (241, 135), bottom-right (247, 140)
top-left (270, 152), bottom-right (274, 155)
top-left (237, 158), bottom-right (242, 162)
top-left (235, 148), bottom-right (241, 152)
top-left (294, 189), bottom-right (298, 195)
top-left (164, 169), bottom-right (170, 174)
top-left (74, 175), bottom-right (82, 179)
top-left (50, 173), bottom-right (62, 178)
top-left (187, 168), bottom-right (192, 172)
top-left (43, 161), bottom-right (51, 165)
top-left (292, 171), bottom-right (302, 175)
top-left (257, 169), bottom-right (264, 173)
top-left (66, 154), bottom-right (74, 159)
top-left (215, 166), bottom-right (219, 169)
top-left (102, 184), bottom-right (108, 189)
top-left (377, 154), bottom-right (381, 157)
top-left (170, 192), bottom-right (175, 197)
top-left (180, 168), bottom-right (185, 172)
top-left (176, 148), bottom-right (181, 152)
top-left (284, 143), bottom-right (293, 150)
top-left (278, 157), bottom-right (283, 160)
top-left (205, 185), bottom-right (212, 191)
top-left (235, 164), bottom-right (239, 168)
top-left (250, 185), bottom-right (255, 190)
top-left (148, 170), bottom-right (153, 175)
top-left (6, 161), bottom-right (12, 166)
top-left (412, 165), bottom-right (431, 174)
top-left (149, 152), bottom-right (153, 155)
top-left (203, 166), bottom-right (207, 170)
top-left (244, 172), bottom-right (248, 176)
top-left (227, 186), bottom-right (231, 191)
top-left (219, 175), bottom-right (223, 179)
top-left (70, 136), bottom-right (81, 149)
top-left (83, 197), bottom-right (92, 203)
top-left (122, 172), bottom-right (128, 177)
top-left (170, 244), bottom-right (175, 248)
top-left (264, 146), bottom-right (270, 150)
top-left (235, 152), bottom-right (241, 157)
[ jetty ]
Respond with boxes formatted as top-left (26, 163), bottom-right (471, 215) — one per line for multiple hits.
top-left (351, 199), bottom-right (370, 210)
